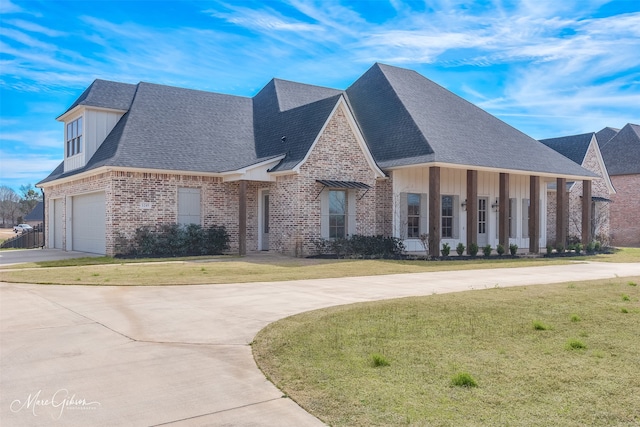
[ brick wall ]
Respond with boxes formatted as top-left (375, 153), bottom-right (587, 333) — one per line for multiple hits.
top-left (43, 171), bottom-right (264, 255)
top-left (42, 104), bottom-right (388, 257)
top-left (269, 104), bottom-right (382, 256)
top-left (609, 174), bottom-right (640, 247)
top-left (546, 144), bottom-right (613, 245)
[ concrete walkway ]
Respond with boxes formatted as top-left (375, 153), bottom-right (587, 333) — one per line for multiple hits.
top-left (1, 261), bottom-right (639, 426)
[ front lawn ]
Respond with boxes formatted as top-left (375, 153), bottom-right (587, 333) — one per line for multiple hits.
top-left (0, 257), bottom-right (576, 286)
top-left (0, 247), bottom-right (638, 286)
top-left (253, 277), bottom-right (640, 426)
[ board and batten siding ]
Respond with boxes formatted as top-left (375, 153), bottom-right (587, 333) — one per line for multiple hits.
top-left (63, 108), bottom-right (125, 173)
top-left (392, 167), bottom-right (544, 252)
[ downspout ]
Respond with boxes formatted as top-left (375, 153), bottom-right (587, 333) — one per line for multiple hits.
top-left (40, 188), bottom-right (45, 249)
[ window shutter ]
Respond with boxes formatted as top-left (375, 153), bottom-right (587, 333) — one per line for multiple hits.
top-left (178, 188), bottom-right (201, 225)
top-left (420, 193), bottom-right (428, 237)
top-left (509, 198), bottom-right (517, 238)
top-left (348, 190), bottom-right (357, 236)
top-left (399, 192), bottom-right (408, 239)
top-left (452, 195), bottom-right (460, 239)
top-left (320, 189), bottom-right (329, 238)
top-left (522, 198), bottom-right (529, 238)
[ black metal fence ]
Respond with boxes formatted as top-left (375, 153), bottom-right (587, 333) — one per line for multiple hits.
top-left (1, 228), bottom-right (44, 249)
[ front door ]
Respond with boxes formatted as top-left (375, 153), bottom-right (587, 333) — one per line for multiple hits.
top-left (261, 191), bottom-right (270, 250)
top-left (478, 197), bottom-right (488, 247)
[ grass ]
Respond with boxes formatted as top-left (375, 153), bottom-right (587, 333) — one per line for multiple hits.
top-left (252, 276), bottom-right (640, 426)
top-left (1, 247), bottom-right (638, 286)
top-left (0, 256), bottom-right (580, 286)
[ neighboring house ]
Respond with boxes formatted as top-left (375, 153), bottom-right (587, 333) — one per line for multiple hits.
top-left (600, 123), bottom-right (640, 247)
top-left (539, 133), bottom-right (615, 246)
top-left (23, 201), bottom-right (44, 227)
top-left (37, 63), bottom-right (596, 256)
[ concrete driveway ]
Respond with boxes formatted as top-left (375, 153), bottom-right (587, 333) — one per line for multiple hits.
top-left (2, 261), bottom-right (640, 426)
top-left (0, 248), bottom-right (101, 266)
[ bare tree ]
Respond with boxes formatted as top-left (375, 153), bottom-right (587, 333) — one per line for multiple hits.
top-left (0, 186), bottom-right (21, 227)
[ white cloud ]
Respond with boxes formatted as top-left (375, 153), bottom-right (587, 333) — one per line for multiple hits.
top-left (0, 151), bottom-right (61, 182)
top-left (1, 129), bottom-right (61, 149)
top-left (5, 19), bottom-right (66, 37)
top-left (0, 0), bottom-right (22, 14)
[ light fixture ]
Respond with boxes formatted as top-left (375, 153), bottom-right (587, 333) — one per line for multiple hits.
top-left (491, 198), bottom-right (499, 211)
top-left (461, 199), bottom-right (467, 211)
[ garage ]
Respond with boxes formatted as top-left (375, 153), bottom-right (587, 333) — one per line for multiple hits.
top-left (72, 192), bottom-right (106, 254)
top-left (52, 198), bottom-right (63, 249)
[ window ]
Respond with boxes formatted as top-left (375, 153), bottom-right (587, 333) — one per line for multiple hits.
top-left (442, 195), bottom-right (453, 238)
top-left (522, 198), bottom-right (530, 238)
top-left (478, 198), bottom-right (487, 235)
top-left (407, 193), bottom-right (420, 238)
top-left (178, 187), bottom-right (201, 226)
top-left (66, 117), bottom-right (83, 157)
top-left (329, 190), bottom-right (346, 239)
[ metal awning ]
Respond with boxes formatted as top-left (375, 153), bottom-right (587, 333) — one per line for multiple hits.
top-left (592, 196), bottom-right (612, 202)
top-left (315, 180), bottom-right (371, 200)
top-left (316, 179), bottom-right (371, 189)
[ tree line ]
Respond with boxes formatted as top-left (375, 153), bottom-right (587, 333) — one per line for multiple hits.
top-left (0, 184), bottom-right (42, 227)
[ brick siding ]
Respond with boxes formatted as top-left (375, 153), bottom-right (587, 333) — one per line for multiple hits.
top-left (43, 103), bottom-right (388, 257)
top-left (609, 174), bottom-right (640, 247)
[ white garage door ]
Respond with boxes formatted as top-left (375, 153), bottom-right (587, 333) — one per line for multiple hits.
top-left (53, 198), bottom-right (63, 249)
top-left (72, 192), bottom-right (106, 254)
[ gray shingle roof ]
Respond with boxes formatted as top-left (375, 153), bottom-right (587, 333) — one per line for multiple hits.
top-left (253, 79), bottom-right (342, 172)
top-left (539, 133), bottom-right (594, 164)
top-left (346, 64), bottom-right (593, 176)
top-left (24, 201), bottom-right (44, 221)
top-left (600, 123), bottom-right (640, 175)
top-left (595, 127), bottom-right (619, 147)
top-left (40, 64), bottom-right (598, 186)
top-left (58, 79), bottom-right (137, 118)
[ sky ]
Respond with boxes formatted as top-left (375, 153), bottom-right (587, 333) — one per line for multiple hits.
top-left (1, 0), bottom-right (639, 194)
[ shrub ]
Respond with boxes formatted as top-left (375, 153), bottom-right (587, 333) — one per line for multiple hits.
top-left (532, 320), bottom-right (551, 330)
top-left (441, 243), bottom-right (451, 257)
top-left (456, 242), bottom-right (465, 256)
top-left (585, 241), bottom-right (595, 254)
top-left (370, 353), bottom-right (390, 367)
top-left (117, 223), bottom-right (229, 257)
top-left (546, 244), bottom-right (553, 255)
top-left (468, 242), bottom-right (479, 257)
top-left (556, 244), bottom-right (565, 254)
top-left (451, 372), bottom-right (478, 388)
top-left (496, 244), bottom-right (505, 256)
top-left (321, 235), bottom-right (405, 259)
top-left (482, 244), bottom-right (492, 257)
top-left (570, 314), bottom-right (581, 322)
top-left (628, 281), bottom-right (637, 287)
top-left (566, 338), bottom-right (586, 350)
top-left (574, 243), bottom-right (583, 255)
top-left (594, 241), bottom-right (601, 252)
top-left (509, 243), bottom-right (518, 256)
top-left (621, 294), bottom-right (630, 301)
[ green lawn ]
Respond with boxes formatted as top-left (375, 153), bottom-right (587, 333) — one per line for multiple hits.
top-left (0, 248), bottom-right (638, 286)
top-left (0, 257), bottom-right (577, 286)
top-left (253, 277), bottom-right (640, 426)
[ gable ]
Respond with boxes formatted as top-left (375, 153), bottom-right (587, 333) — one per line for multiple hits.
top-left (580, 139), bottom-right (615, 195)
top-left (296, 99), bottom-right (384, 179)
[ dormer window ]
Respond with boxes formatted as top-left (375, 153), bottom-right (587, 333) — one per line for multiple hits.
top-left (66, 117), bottom-right (83, 157)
